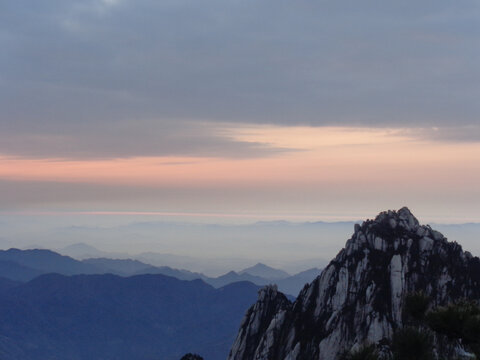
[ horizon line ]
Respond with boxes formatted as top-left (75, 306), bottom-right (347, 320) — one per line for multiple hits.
top-left (0, 210), bottom-right (478, 225)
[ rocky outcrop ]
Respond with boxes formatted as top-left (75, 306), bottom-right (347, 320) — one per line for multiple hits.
top-left (228, 207), bottom-right (480, 360)
top-left (228, 285), bottom-right (291, 360)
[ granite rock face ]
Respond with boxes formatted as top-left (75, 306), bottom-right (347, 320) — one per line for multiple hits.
top-left (228, 285), bottom-right (291, 360)
top-left (228, 207), bottom-right (480, 360)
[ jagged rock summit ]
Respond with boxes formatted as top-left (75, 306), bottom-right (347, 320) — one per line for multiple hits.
top-left (228, 207), bottom-right (480, 360)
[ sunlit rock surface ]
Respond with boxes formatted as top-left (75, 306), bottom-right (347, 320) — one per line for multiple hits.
top-left (228, 207), bottom-right (480, 360)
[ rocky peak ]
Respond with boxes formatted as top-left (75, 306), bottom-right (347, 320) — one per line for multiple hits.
top-left (371, 206), bottom-right (420, 232)
top-left (228, 208), bottom-right (480, 360)
top-left (347, 206), bottom-right (428, 254)
top-left (228, 285), bottom-right (291, 360)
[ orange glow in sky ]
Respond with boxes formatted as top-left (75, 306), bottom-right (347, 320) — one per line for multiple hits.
top-left (1, 126), bottom-right (479, 188)
top-left (2, 125), bottom-right (480, 222)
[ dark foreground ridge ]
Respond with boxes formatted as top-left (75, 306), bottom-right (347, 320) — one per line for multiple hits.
top-left (0, 274), bottom-right (260, 360)
top-left (228, 207), bottom-right (480, 360)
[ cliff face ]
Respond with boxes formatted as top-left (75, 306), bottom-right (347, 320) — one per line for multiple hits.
top-left (228, 207), bottom-right (480, 360)
top-left (228, 285), bottom-right (291, 360)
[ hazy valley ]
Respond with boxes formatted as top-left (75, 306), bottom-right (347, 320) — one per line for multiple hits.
top-left (0, 209), bottom-right (478, 359)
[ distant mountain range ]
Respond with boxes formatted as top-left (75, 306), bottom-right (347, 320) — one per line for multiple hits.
top-left (0, 247), bottom-right (321, 359)
top-left (60, 242), bottom-right (120, 259)
top-left (0, 273), bottom-right (259, 360)
top-left (239, 262), bottom-right (290, 279)
top-left (0, 248), bottom-right (321, 296)
top-left (0, 246), bottom-right (321, 359)
top-left (13, 220), bottom-right (352, 274)
top-left (0, 248), bottom-right (103, 281)
top-left (4, 219), bottom-right (479, 276)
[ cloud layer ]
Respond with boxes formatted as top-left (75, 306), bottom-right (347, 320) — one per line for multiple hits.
top-left (1, 0), bottom-right (479, 159)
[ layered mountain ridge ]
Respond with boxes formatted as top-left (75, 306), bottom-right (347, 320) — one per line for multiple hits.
top-left (0, 249), bottom-right (319, 296)
top-left (228, 207), bottom-right (480, 360)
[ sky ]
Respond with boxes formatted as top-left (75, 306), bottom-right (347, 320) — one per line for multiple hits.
top-left (1, 0), bottom-right (480, 233)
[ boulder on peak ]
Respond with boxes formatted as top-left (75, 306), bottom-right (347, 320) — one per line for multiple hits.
top-left (372, 207), bottom-right (420, 231)
top-left (397, 206), bottom-right (414, 217)
top-left (346, 208), bottom-right (443, 256)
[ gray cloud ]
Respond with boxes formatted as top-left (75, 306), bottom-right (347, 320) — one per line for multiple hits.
top-left (1, 0), bottom-right (479, 159)
top-left (0, 117), bottom-right (289, 159)
top-left (405, 126), bottom-right (480, 143)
